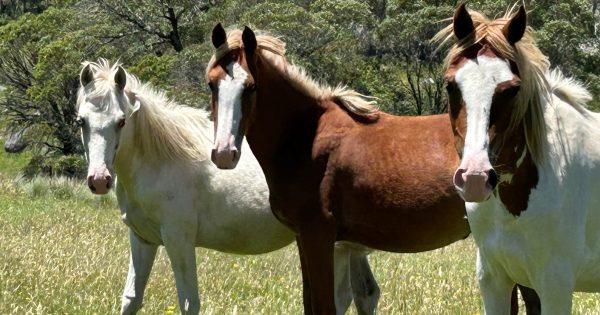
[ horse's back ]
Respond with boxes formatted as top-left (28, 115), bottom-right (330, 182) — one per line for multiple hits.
top-left (317, 109), bottom-right (469, 252)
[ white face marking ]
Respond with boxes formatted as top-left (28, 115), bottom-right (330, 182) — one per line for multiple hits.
top-left (214, 62), bottom-right (249, 151)
top-left (78, 95), bottom-right (126, 179)
top-left (455, 55), bottom-right (514, 167)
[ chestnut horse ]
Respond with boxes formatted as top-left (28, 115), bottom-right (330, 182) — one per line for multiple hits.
top-left (206, 24), bottom-right (540, 314)
top-left (76, 59), bottom-right (380, 315)
top-left (438, 4), bottom-right (598, 314)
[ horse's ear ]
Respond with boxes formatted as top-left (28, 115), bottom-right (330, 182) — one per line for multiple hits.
top-left (80, 64), bottom-right (93, 87)
top-left (503, 5), bottom-right (527, 45)
top-left (115, 66), bottom-right (126, 90)
top-left (212, 23), bottom-right (227, 48)
top-left (453, 3), bottom-right (474, 40)
top-left (242, 26), bottom-right (257, 56)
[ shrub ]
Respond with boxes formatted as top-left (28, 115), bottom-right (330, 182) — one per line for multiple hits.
top-left (22, 154), bottom-right (86, 179)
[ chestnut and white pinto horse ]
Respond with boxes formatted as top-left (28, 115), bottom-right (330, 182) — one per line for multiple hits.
top-left (76, 59), bottom-right (379, 315)
top-left (438, 5), bottom-right (598, 314)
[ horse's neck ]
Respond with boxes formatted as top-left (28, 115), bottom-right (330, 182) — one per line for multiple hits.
top-left (494, 124), bottom-right (539, 216)
top-left (113, 113), bottom-right (212, 179)
top-left (246, 64), bottom-right (324, 168)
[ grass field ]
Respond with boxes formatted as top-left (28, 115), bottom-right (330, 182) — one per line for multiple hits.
top-left (1, 148), bottom-right (600, 314)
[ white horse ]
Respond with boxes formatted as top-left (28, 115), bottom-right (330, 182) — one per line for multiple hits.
top-left (75, 59), bottom-right (380, 315)
top-left (439, 5), bottom-right (599, 314)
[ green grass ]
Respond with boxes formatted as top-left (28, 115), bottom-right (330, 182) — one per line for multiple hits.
top-left (0, 163), bottom-right (600, 313)
top-left (0, 147), bottom-right (31, 178)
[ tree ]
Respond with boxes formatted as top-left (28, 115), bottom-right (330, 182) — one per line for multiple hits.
top-left (374, 1), bottom-right (453, 115)
top-left (94, 0), bottom-right (221, 52)
top-left (0, 6), bottom-right (121, 155)
top-left (0, 0), bottom-right (598, 175)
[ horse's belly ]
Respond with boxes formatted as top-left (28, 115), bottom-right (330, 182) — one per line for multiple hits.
top-left (575, 265), bottom-right (600, 292)
top-left (574, 248), bottom-right (600, 292)
top-left (194, 215), bottom-right (295, 255)
top-left (337, 202), bottom-right (470, 253)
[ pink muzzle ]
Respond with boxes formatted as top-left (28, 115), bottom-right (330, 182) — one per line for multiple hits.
top-left (211, 147), bottom-right (239, 169)
top-left (87, 167), bottom-right (113, 195)
top-left (453, 167), bottom-right (498, 202)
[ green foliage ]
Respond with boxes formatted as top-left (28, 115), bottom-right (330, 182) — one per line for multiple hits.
top-left (129, 53), bottom-right (178, 89)
top-left (0, 0), bottom-right (598, 175)
top-left (22, 154), bottom-right (86, 178)
top-left (0, 140), bottom-right (31, 178)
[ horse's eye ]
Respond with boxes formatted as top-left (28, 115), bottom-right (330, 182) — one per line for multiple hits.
top-left (117, 119), bottom-right (125, 129)
top-left (207, 82), bottom-right (215, 91)
top-left (76, 117), bottom-right (85, 127)
top-left (249, 84), bottom-right (257, 92)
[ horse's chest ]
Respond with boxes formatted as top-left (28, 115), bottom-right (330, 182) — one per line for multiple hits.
top-left (124, 206), bottom-right (163, 244)
top-left (118, 187), bottom-right (164, 245)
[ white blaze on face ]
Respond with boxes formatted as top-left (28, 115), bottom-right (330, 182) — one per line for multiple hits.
top-left (78, 99), bottom-right (124, 194)
top-left (455, 55), bottom-right (514, 169)
top-left (214, 62), bottom-right (249, 152)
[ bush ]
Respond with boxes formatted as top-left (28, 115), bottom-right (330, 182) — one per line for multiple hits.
top-left (22, 154), bottom-right (86, 179)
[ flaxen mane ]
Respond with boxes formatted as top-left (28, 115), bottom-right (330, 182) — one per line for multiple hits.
top-left (206, 29), bottom-right (379, 119)
top-left (79, 59), bottom-right (212, 162)
top-left (434, 6), bottom-right (553, 164)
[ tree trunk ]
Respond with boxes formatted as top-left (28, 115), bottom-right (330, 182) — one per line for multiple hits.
top-left (166, 7), bottom-right (183, 52)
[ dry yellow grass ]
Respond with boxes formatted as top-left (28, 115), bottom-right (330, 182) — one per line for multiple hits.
top-left (1, 175), bottom-right (599, 314)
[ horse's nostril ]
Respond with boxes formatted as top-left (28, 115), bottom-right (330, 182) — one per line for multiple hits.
top-left (488, 169), bottom-right (498, 189)
top-left (89, 184), bottom-right (96, 192)
top-left (453, 168), bottom-right (467, 188)
top-left (231, 149), bottom-right (239, 162)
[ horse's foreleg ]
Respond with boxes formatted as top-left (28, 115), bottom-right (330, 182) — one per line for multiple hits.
top-left (297, 236), bottom-right (313, 315)
top-left (298, 220), bottom-right (336, 315)
top-left (332, 244), bottom-right (352, 314)
top-left (535, 261), bottom-right (574, 315)
top-left (349, 251), bottom-right (379, 315)
top-left (121, 230), bottom-right (158, 315)
top-left (163, 229), bottom-right (199, 315)
top-left (477, 252), bottom-right (514, 315)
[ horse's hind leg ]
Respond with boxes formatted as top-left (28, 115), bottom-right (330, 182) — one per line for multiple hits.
top-left (121, 230), bottom-right (158, 315)
top-left (349, 251), bottom-right (379, 315)
top-left (332, 244), bottom-right (352, 314)
top-left (516, 284), bottom-right (541, 315)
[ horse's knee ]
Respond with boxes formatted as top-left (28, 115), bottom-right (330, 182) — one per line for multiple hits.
top-left (356, 275), bottom-right (380, 300)
top-left (351, 265), bottom-right (380, 315)
top-left (353, 280), bottom-right (380, 315)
